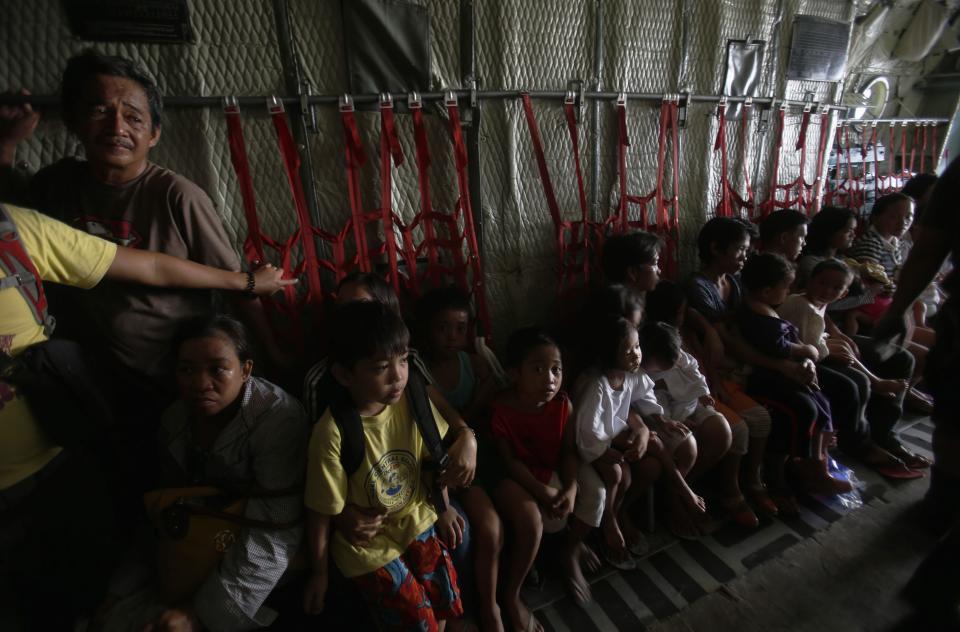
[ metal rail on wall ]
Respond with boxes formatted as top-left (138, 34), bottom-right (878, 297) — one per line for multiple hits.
top-left (0, 90), bottom-right (850, 110)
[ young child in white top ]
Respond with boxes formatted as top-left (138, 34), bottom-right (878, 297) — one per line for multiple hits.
top-left (574, 316), bottom-right (704, 558)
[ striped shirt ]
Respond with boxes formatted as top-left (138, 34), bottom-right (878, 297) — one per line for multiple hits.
top-left (846, 225), bottom-right (902, 280)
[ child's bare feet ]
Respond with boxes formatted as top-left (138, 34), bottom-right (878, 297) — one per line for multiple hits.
top-left (478, 605), bottom-right (505, 632)
top-left (504, 598), bottom-right (543, 632)
top-left (579, 542), bottom-right (602, 574)
top-left (874, 378), bottom-right (908, 399)
top-left (620, 513), bottom-right (649, 556)
top-left (673, 476), bottom-right (707, 514)
top-left (561, 546), bottom-right (592, 606)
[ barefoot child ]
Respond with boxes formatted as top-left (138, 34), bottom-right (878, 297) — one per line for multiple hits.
top-left (738, 253), bottom-right (851, 507)
top-left (639, 318), bottom-right (758, 528)
top-left (303, 301), bottom-right (464, 630)
top-left (491, 327), bottom-right (597, 627)
top-left (416, 286), bottom-right (505, 631)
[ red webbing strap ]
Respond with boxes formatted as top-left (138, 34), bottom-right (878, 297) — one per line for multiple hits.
top-left (224, 104), bottom-right (300, 314)
top-left (714, 101), bottom-right (732, 217)
top-left (564, 100), bottom-right (590, 224)
top-left (920, 124), bottom-right (929, 174)
top-left (659, 99), bottom-right (681, 279)
top-left (339, 101), bottom-right (372, 273)
top-left (793, 108), bottom-right (811, 207)
top-left (899, 123), bottom-right (908, 178)
top-left (909, 124), bottom-right (919, 174)
top-left (224, 106), bottom-right (266, 266)
top-left (932, 123), bottom-right (940, 170)
top-left (379, 99), bottom-right (405, 297)
top-left (739, 103), bottom-right (755, 212)
top-left (410, 101), bottom-right (440, 292)
top-left (447, 97), bottom-right (492, 336)
top-left (269, 103), bottom-right (324, 306)
top-left (616, 96), bottom-right (633, 231)
top-left (810, 110), bottom-right (830, 214)
top-left (762, 107), bottom-right (787, 218)
top-left (521, 93), bottom-right (564, 229)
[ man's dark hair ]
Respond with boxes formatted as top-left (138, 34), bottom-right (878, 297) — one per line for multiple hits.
top-left (759, 209), bottom-right (808, 245)
top-left (697, 217), bottom-right (751, 264)
top-left (505, 326), bottom-right (558, 368)
top-left (810, 257), bottom-right (854, 282)
top-left (644, 280), bottom-right (687, 327)
top-left (901, 173), bottom-right (938, 202)
top-left (804, 206), bottom-right (857, 255)
top-left (601, 230), bottom-right (662, 283)
top-left (336, 271), bottom-right (401, 315)
top-left (640, 321), bottom-right (682, 369)
top-left (329, 300), bottom-right (410, 369)
top-left (870, 192), bottom-right (912, 219)
top-left (740, 252), bottom-right (795, 293)
top-left (174, 314), bottom-right (253, 363)
top-left (61, 49), bottom-right (163, 132)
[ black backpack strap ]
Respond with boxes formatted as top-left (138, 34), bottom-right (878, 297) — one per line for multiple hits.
top-left (0, 203), bottom-right (55, 335)
top-left (328, 379), bottom-right (366, 477)
top-left (406, 365), bottom-right (448, 514)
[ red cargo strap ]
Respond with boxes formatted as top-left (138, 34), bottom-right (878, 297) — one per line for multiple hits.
top-left (340, 100), bottom-right (373, 273)
top-left (270, 101), bottom-right (324, 305)
top-left (761, 106), bottom-right (824, 216)
top-left (410, 99), bottom-right (440, 293)
top-left (714, 100), bottom-right (755, 218)
top-left (919, 123), bottom-right (929, 174)
top-left (379, 98), bottom-right (405, 297)
top-left (446, 96), bottom-right (493, 336)
top-left (224, 102), bottom-right (303, 330)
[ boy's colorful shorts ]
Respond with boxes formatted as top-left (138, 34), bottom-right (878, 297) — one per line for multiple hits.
top-left (352, 526), bottom-right (463, 631)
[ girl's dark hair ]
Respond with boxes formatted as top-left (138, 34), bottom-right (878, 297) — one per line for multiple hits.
top-left (594, 315), bottom-right (637, 371)
top-left (810, 257), bottom-right (854, 282)
top-left (644, 280), bottom-right (687, 326)
top-left (640, 321), bottom-right (682, 368)
top-left (337, 271), bottom-right (401, 315)
top-left (329, 301), bottom-right (410, 369)
top-left (740, 252), bottom-right (795, 293)
top-left (870, 192), bottom-right (912, 219)
top-left (804, 206), bottom-right (857, 255)
top-left (505, 326), bottom-right (558, 368)
top-left (601, 231), bottom-right (663, 283)
top-left (593, 284), bottom-right (643, 322)
top-left (174, 314), bottom-right (253, 363)
top-left (61, 49), bottom-right (163, 132)
top-left (697, 217), bottom-right (751, 264)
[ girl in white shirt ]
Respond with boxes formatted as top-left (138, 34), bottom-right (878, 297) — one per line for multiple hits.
top-left (574, 317), bottom-right (705, 557)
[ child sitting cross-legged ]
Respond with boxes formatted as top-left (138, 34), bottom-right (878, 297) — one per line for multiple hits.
top-left (738, 253), bottom-right (852, 511)
top-left (303, 301), bottom-right (464, 631)
top-left (490, 327), bottom-right (597, 628)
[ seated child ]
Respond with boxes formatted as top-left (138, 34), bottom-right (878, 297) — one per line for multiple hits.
top-left (490, 327), bottom-right (596, 624)
top-left (639, 320), bottom-right (758, 528)
top-left (777, 258), bottom-right (925, 477)
top-left (415, 286), bottom-right (505, 631)
top-left (738, 253), bottom-right (851, 511)
top-left (417, 286), bottom-right (500, 421)
top-left (303, 301), bottom-right (464, 631)
top-left (574, 316), bottom-right (702, 545)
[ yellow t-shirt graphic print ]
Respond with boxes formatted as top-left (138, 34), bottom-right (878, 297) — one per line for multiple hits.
top-left (305, 393), bottom-right (449, 578)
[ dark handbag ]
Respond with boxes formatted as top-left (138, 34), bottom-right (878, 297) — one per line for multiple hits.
top-left (0, 339), bottom-right (114, 446)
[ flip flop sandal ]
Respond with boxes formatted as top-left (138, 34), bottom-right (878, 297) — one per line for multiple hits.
top-left (873, 462), bottom-right (925, 480)
top-left (722, 497), bottom-right (761, 528)
top-left (625, 532), bottom-right (650, 557)
top-left (887, 445), bottom-right (933, 470)
top-left (602, 547), bottom-right (637, 571)
top-left (746, 485), bottom-right (779, 516)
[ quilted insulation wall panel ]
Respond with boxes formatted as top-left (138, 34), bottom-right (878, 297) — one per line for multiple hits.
top-left (4, 0), bottom-right (955, 343)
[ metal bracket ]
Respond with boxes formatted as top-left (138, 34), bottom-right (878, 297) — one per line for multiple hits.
top-left (678, 92), bottom-right (689, 128)
top-left (222, 95), bottom-right (238, 113)
top-left (338, 94), bottom-right (354, 113)
top-left (408, 91), bottom-right (422, 110)
top-left (468, 78), bottom-right (478, 109)
top-left (445, 90), bottom-right (458, 108)
top-left (617, 92), bottom-right (627, 109)
top-left (758, 102), bottom-right (773, 133)
top-left (379, 92), bottom-right (393, 108)
top-left (803, 91), bottom-right (816, 103)
top-left (268, 95), bottom-right (284, 114)
top-left (300, 80), bottom-right (317, 133)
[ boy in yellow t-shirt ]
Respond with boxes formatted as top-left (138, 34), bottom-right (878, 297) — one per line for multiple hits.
top-left (303, 301), bottom-right (463, 630)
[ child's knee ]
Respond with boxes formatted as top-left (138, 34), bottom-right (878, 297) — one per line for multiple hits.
top-left (634, 455), bottom-right (662, 483)
top-left (742, 406), bottom-right (772, 439)
top-left (729, 418), bottom-right (749, 455)
top-left (702, 413), bottom-right (733, 450)
top-left (675, 434), bottom-right (698, 470)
